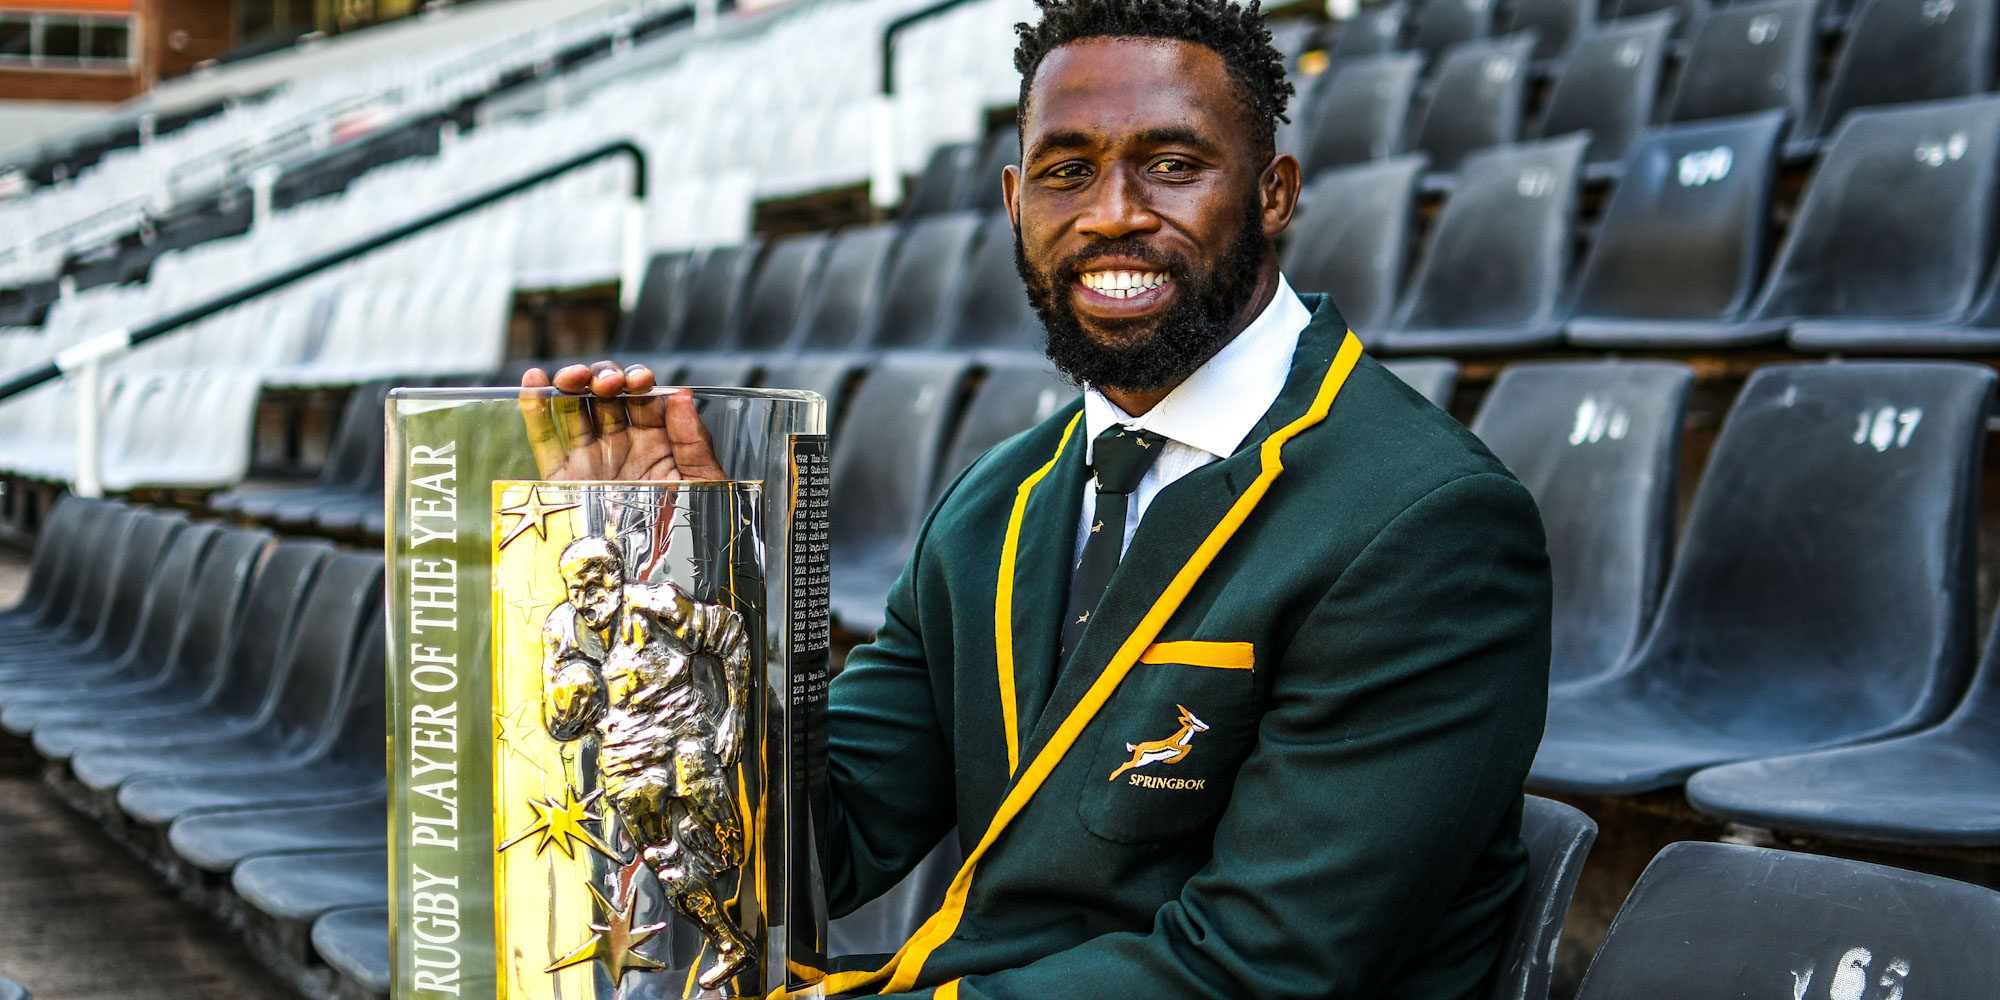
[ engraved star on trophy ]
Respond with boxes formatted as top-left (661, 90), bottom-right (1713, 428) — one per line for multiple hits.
top-left (386, 386), bottom-right (831, 1000)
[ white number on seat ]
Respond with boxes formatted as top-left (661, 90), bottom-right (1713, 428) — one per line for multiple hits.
top-left (1853, 407), bottom-right (1923, 451)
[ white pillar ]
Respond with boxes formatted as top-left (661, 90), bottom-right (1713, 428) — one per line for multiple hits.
top-left (54, 328), bottom-right (134, 500)
top-left (870, 93), bottom-right (902, 211)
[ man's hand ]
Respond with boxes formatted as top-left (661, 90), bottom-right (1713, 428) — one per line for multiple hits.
top-left (518, 361), bottom-right (726, 482)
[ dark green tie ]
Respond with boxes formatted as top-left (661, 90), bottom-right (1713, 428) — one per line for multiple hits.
top-left (1060, 426), bottom-right (1167, 662)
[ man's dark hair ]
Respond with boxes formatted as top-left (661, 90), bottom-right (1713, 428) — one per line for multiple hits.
top-left (1013, 0), bottom-right (1294, 157)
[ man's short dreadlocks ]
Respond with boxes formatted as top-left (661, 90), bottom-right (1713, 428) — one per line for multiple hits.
top-left (1013, 0), bottom-right (1294, 158)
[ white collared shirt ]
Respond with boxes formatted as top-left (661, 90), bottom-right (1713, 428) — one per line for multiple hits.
top-left (1074, 274), bottom-right (1313, 567)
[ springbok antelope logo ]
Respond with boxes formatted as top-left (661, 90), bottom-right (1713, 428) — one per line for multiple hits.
top-left (1108, 705), bottom-right (1209, 781)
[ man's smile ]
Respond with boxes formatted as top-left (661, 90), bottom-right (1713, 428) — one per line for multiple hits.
top-left (1074, 267), bottom-right (1177, 317)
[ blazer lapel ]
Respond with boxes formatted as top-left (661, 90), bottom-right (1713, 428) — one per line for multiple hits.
top-left (995, 411), bottom-right (1089, 775)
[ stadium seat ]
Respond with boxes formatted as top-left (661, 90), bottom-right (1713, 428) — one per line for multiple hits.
top-left (793, 224), bottom-right (899, 350)
top-left (870, 212), bottom-right (984, 349)
top-left (1803, 0), bottom-right (1995, 148)
top-left (905, 142), bottom-right (979, 218)
top-left (0, 525), bottom-right (268, 735)
top-left (1487, 797), bottom-right (1597, 1000)
top-left (26, 539), bottom-right (327, 761)
top-left (1530, 362), bottom-right (1992, 796)
top-left (937, 353), bottom-right (1074, 487)
top-left (830, 834), bottom-right (965, 958)
top-left (1409, 33), bottom-right (1537, 175)
top-left (1283, 154), bottom-right (1426, 340)
top-left (235, 848), bottom-right (387, 925)
top-left (216, 381), bottom-right (392, 521)
top-left (949, 213), bottom-right (1041, 349)
top-left (613, 251), bottom-right (693, 355)
top-left (677, 356), bottom-right (762, 388)
top-left (1413, 0), bottom-right (1495, 61)
top-left (0, 978), bottom-right (25, 1000)
top-left (1296, 53), bottom-right (1424, 175)
top-left (1664, 0), bottom-right (1815, 128)
top-left (1685, 592), bottom-right (2000, 846)
top-left (827, 354), bottom-right (972, 633)
top-left (1750, 95), bottom-right (2000, 352)
top-left (0, 504), bottom-right (141, 658)
top-left (0, 507), bottom-right (183, 669)
top-left (960, 130), bottom-right (1021, 215)
top-left (1330, 2), bottom-right (1409, 60)
top-left (1501, 0), bottom-right (1593, 62)
top-left (0, 496), bottom-right (97, 631)
top-left (1532, 13), bottom-right (1675, 177)
top-left (1379, 133), bottom-right (1587, 353)
top-left (1564, 112), bottom-right (1788, 347)
top-left (1471, 362), bottom-right (1694, 686)
top-left (312, 905), bottom-right (390, 997)
top-left (1379, 358), bottom-right (1459, 410)
top-left (169, 793), bottom-right (387, 872)
top-left (738, 232), bottom-right (830, 352)
top-left (759, 355), bottom-right (867, 425)
top-left (665, 242), bottom-right (760, 353)
top-left (1572, 843), bottom-right (2000, 998)
top-left (68, 551), bottom-right (381, 791)
top-left (116, 611), bottom-right (387, 825)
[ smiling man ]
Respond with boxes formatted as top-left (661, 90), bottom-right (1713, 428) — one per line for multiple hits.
top-left (527, 0), bottom-right (1551, 994)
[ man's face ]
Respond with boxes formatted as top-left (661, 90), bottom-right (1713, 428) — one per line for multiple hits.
top-left (1005, 37), bottom-right (1298, 392)
top-left (564, 559), bottom-right (623, 630)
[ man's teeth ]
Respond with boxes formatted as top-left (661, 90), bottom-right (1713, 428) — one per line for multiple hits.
top-left (1080, 270), bottom-right (1170, 299)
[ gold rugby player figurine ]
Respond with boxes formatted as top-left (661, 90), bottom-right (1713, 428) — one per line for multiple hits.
top-left (541, 534), bottom-right (756, 989)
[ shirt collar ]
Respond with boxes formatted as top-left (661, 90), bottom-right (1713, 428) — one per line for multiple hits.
top-left (1083, 273), bottom-right (1312, 462)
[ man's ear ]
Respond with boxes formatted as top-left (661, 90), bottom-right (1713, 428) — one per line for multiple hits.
top-left (1260, 152), bottom-right (1302, 239)
top-left (1003, 163), bottom-right (1022, 230)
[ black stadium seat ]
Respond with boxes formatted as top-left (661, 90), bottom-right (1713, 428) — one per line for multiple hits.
top-left (1379, 358), bottom-right (1459, 410)
top-left (1573, 843), bottom-right (2000, 998)
top-left (0, 497), bottom-right (97, 632)
top-left (937, 353), bottom-right (1075, 488)
top-left (68, 551), bottom-right (380, 792)
top-left (960, 130), bottom-right (1020, 215)
top-left (1685, 593), bottom-right (2000, 846)
top-left (905, 142), bottom-right (979, 218)
top-left (1665, 0), bottom-right (1815, 129)
top-left (235, 848), bottom-right (387, 926)
top-left (1410, 33), bottom-right (1536, 175)
top-left (313, 905), bottom-right (391, 997)
top-left (0, 507), bottom-right (182, 669)
top-left (26, 539), bottom-right (328, 761)
top-left (611, 250), bottom-right (692, 354)
top-left (1380, 133), bottom-right (1588, 354)
top-left (667, 241), bottom-right (759, 352)
top-left (1283, 154), bottom-right (1426, 340)
top-left (760, 355), bottom-right (867, 425)
top-left (794, 223), bottom-right (899, 350)
top-left (1330, 2), bottom-right (1408, 60)
top-left (1297, 53), bottom-right (1423, 175)
top-left (1614, 0), bottom-right (1706, 30)
top-left (870, 211), bottom-right (983, 349)
top-left (213, 381), bottom-right (390, 520)
top-left (1471, 361), bottom-right (1694, 686)
top-left (1805, 0), bottom-right (1995, 146)
top-left (1532, 13), bottom-right (1675, 177)
top-left (738, 231), bottom-right (829, 351)
top-left (1487, 797), bottom-right (1597, 1000)
top-left (827, 355), bottom-right (972, 633)
top-left (1566, 112), bottom-right (1788, 347)
top-left (1413, 0), bottom-right (1495, 61)
top-left (1502, 0), bottom-right (1593, 61)
top-left (677, 356), bottom-right (761, 388)
top-left (949, 213), bottom-right (1041, 349)
top-left (169, 792), bottom-right (386, 873)
top-left (1531, 362), bottom-right (1993, 796)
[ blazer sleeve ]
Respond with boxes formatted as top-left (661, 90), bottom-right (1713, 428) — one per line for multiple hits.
top-left (898, 471), bottom-right (1552, 999)
top-left (819, 478), bottom-right (967, 919)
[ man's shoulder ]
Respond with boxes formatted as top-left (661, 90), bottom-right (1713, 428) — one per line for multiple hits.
top-left (1302, 352), bottom-right (1519, 499)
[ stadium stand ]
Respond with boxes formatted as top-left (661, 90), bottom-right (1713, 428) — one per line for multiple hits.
top-left (1663, 0), bottom-right (1816, 130)
top-left (1490, 797), bottom-right (1596, 1000)
top-left (1291, 52), bottom-right (1423, 176)
top-left (1408, 33), bottom-right (1536, 176)
top-left (1528, 11), bottom-right (1672, 178)
top-left (1283, 154), bottom-right (1425, 339)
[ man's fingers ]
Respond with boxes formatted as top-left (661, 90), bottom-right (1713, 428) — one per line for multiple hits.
top-left (625, 364), bottom-right (657, 394)
top-left (518, 367), bottom-right (567, 477)
top-left (589, 361), bottom-right (628, 398)
top-left (551, 364), bottom-right (596, 394)
top-left (665, 391), bottom-right (727, 481)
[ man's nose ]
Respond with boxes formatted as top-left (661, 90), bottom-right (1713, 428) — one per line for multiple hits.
top-left (1076, 168), bottom-right (1161, 241)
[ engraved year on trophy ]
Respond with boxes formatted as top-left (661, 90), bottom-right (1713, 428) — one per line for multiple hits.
top-left (386, 386), bottom-right (831, 1000)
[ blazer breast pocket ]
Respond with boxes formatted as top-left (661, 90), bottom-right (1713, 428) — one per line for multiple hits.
top-left (1078, 642), bottom-right (1260, 845)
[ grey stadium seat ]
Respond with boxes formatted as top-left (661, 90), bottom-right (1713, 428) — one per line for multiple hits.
top-left (905, 142), bottom-right (979, 218)
top-left (793, 223), bottom-right (899, 350)
top-left (1471, 362), bottom-right (1693, 686)
top-left (1532, 13), bottom-right (1675, 178)
top-left (1573, 843), bottom-right (2000, 999)
top-left (759, 354), bottom-right (867, 427)
top-left (611, 250), bottom-right (692, 354)
top-left (313, 906), bottom-right (390, 997)
top-left (212, 381), bottom-right (390, 519)
top-left (1412, 0), bottom-right (1495, 61)
top-left (870, 211), bottom-right (983, 349)
top-left (0, 507), bottom-right (183, 670)
top-left (936, 353), bottom-right (1075, 489)
top-left (1380, 133), bottom-right (1587, 354)
top-left (1297, 53), bottom-right (1423, 175)
top-left (1283, 154), bottom-right (1427, 342)
top-left (1410, 33), bottom-right (1537, 175)
top-left (1501, 0), bottom-right (1593, 61)
top-left (1565, 112), bottom-right (1787, 347)
top-left (666, 241), bottom-right (759, 352)
top-left (1613, 0), bottom-right (1706, 28)
top-left (1379, 358), bottom-right (1459, 410)
top-left (738, 231), bottom-right (829, 351)
top-left (1804, 0), bottom-right (1995, 147)
top-left (1531, 363), bottom-right (1992, 796)
top-left (1330, 2), bottom-right (1408, 60)
top-left (948, 213), bottom-right (1041, 349)
top-left (1487, 797), bottom-right (1597, 1000)
top-left (235, 848), bottom-right (387, 924)
top-left (170, 792), bottom-right (387, 873)
top-left (1665, 0), bottom-right (1815, 129)
top-left (0, 518), bottom-right (211, 690)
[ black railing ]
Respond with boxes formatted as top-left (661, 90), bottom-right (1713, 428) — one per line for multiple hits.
top-left (881, 0), bottom-right (986, 95)
top-left (0, 139), bottom-right (648, 402)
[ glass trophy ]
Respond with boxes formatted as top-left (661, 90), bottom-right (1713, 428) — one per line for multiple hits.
top-left (386, 386), bottom-right (831, 1000)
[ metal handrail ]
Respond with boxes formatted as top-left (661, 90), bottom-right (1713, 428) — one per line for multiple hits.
top-left (0, 138), bottom-right (648, 407)
top-left (880, 0), bottom-right (984, 95)
top-left (868, 0), bottom-right (988, 208)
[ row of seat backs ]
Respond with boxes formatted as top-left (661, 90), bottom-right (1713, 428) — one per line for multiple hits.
top-left (617, 210), bottom-right (1039, 357)
top-left (1325, 0), bottom-right (1988, 140)
top-left (21, 499), bottom-right (386, 772)
top-left (1282, 91), bottom-right (2000, 353)
top-left (905, 128), bottom-right (1022, 220)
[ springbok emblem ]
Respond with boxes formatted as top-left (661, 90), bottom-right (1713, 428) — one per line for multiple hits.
top-left (1108, 705), bottom-right (1209, 781)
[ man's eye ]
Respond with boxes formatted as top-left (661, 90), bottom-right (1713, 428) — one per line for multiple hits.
top-left (1149, 159), bottom-right (1190, 173)
top-left (1048, 163), bottom-right (1087, 178)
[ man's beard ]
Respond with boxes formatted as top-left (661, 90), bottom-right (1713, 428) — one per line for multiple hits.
top-left (1016, 196), bottom-right (1269, 393)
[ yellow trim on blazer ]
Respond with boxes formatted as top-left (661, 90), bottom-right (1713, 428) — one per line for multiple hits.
top-left (936, 978), bottom-right (962, 999)
top-left (994, 411), bottom-right (1084, 778)
top-left (824, 331), bottom-right (1365, 996)
top-left (1139, 640), bottom-right (1255, 670)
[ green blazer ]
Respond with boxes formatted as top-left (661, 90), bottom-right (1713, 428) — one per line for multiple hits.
top-left (820, 296), bottom-right (1552, 1000)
